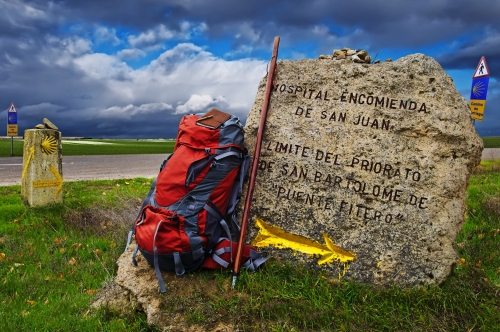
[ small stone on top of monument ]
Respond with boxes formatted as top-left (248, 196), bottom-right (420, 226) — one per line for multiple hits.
top-left (43, 118), bottom-right (58, 130)
top-left (346, 49), bottom-right (356, 56)
top-left (325, 47), bottom-right (372, 64)
top-left (35, 124), bottom-right (44, 129)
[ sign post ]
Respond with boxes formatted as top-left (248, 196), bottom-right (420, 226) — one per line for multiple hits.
top-left (7, 103), bottom-right (18, 156)
top-left (470, 56), bottom-right (490, 121)
top-left (21, 129), bottom-right (63, 207)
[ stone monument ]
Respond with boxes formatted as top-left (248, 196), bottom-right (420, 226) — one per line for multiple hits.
top-left (241, 53), bottom-right (483, 286)
top-left (21, 119), bottom-right (63, 206)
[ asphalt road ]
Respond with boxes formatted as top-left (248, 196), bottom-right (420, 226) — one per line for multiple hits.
top-left (0, 154), bottom-right (168, 186)
top-left (1, 149), bottom-right (500, 186)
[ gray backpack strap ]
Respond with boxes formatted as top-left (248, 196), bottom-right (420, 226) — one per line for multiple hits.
top-left (153, 219), bottom-right (167, 293)
top-left (204, 203), bottom-right (232, 239)
top-left (204, 202), bottom-right (233, 261)
top-left (132, 246), bottom-right (140, 266)
top-left (209, 239), bottom-right (269, 271)
top-left (242, 250), bottom-right (269, 272)
top-left (173, 252), bottom-right (185, 276)
top-left (214, 150), bottom-right (243, 160)
top-left (226, 153), bottom-right (250, 239)
top-left (211, 244), bottom-right (232, 268)
top-left (153, 246), bottom-right (167, 293)
top-left (125, 177), bottom-right (157, 252)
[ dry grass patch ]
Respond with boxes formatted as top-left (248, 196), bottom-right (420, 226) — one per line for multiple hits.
top-left (65, 197), bottom-right (140, 240)
top-left (482, 196), bottom-right (500, 216)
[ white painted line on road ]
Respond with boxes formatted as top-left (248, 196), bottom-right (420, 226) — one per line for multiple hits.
top-left (0, 163), bottom-right (72, 166)
top-left (62, 141), bottom-right (114, 145)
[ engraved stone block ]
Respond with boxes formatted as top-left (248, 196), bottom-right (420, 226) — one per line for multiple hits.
top-left (240, 54), bottom-right (482, 286)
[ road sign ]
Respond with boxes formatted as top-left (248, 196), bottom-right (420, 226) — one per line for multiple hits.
top-left (472, 56), bottom-right (490, 78)
top-left (470, 76), bottom-right (489, 100)
top-left (7, 103), bottom-right (17, 113)
top-left (8, 113), bottom-right (17, 124)
top-left (7, 124), bottom-right (18, 136)
top-left (470, 57), bottom-right (490, 121)
top-left (6, 102), bottom-right (18, 136)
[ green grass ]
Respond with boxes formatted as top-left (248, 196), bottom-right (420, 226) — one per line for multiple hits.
top-left (482, 137), bottom-right (500, 149)
top-left (0, 178), bottom-right (155, 331)
top-left (2, 136), bottom-right (500, 157)
top-left (0, 139), bottom-right (175, 157)
top-left (1, 162), bottom-right (499, 331)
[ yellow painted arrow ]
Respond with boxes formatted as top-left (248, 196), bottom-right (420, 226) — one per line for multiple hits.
top-left (33, 165), bottom-right (63, 196)
top-left (21, 146), bottom-right (35, 180)
top-left (252, 218), bottom-right (357, 265)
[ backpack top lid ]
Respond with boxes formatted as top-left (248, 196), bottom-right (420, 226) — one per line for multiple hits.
top-left (174, 111), bottom-right (245, 151)
top-left (196, 108), bottom-right (232, 129)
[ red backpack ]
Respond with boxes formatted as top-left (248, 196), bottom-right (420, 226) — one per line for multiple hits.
top-left (125, 110), bottom-right (267, 292)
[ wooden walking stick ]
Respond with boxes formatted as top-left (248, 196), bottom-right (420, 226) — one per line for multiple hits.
top-left (232, 36), bottom-right (280, 288)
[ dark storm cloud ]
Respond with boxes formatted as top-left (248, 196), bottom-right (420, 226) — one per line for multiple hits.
top-left (474, 87), bottom-right (500, 137)
top-left (9, 0), bottom-right (500, 66)
top-left (1, 0), bottom-right (499, 137)
top-left (437, 35), bottom-right (500, 80)
top-left (23, 0), bottom-right (500, 51)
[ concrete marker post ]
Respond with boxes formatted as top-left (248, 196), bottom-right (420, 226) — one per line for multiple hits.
top-left (21, 129), bottom-right (63, 207)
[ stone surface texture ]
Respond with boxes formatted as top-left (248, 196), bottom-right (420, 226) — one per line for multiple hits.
top-left (92, 245), bottom-right (238, 331)
top-left (21, 129), bottom-right (63, 206)
top-left (43, 117), bottom-right (58, 130)
top-left (240, 54), bottom-right (483, 286)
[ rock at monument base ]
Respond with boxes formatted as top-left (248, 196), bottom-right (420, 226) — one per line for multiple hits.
top-left (241, 54), bottom-right (483, 287)
top-left (92, 245), bottom-right (239, 331)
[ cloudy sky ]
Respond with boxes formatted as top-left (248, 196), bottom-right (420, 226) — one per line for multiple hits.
top-left (0, 0), bottom-right (499, 138)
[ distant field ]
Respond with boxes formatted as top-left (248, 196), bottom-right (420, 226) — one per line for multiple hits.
top-left (1, 137), bottom-right (499, 157)
top-left (482, 136), bottom-right (500, 148)
top-left (0, 139), bottom-right (175, 157)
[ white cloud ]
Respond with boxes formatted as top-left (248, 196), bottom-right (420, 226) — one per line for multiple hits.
top-left (97, 102), bottom-right (173, 120)
top-left (224, 45), bottom-right (254, 58)
top-left (234, 22), bottom-right (261, 43)
top-left (73, 53), bottom-right (131, 80)
top-left (6, 35), bottom-right (267, 137)
top-left (117, 48), bottom-right (147, 59)
top-left (2, 0), bottom-right (48, 26)
top-left (94, 26), bottom-right (121, 46)
top-left (128, 24), bottom-right (175, 49)
top-left (19, 102), bottom-right (65, 114)
top-left (127, 22), bottom-right (207, 49)
top-left (175, 94), bottom-right (228, 114)
top-left (39, 36), bottom-right (92, 67)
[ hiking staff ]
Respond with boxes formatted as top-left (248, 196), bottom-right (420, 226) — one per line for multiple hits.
top-left (232, 36), bottom-right (280, 288)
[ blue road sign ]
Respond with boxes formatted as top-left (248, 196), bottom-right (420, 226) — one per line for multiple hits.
top-left (470, 57), bottom-right (490, 121)
top-left (7, 113), bottom-right (17, 124)
top-left (470, 76), bottom-right (489, 101)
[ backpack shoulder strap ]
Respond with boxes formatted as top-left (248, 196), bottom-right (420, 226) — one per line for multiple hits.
top-left (226, 152), bottom-right (250, 239)
top-left (125, 177), bottom-right (157, 252)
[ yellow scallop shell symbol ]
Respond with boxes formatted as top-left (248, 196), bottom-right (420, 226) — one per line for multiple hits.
top-left (41, 136), bottom-right (58, 155)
